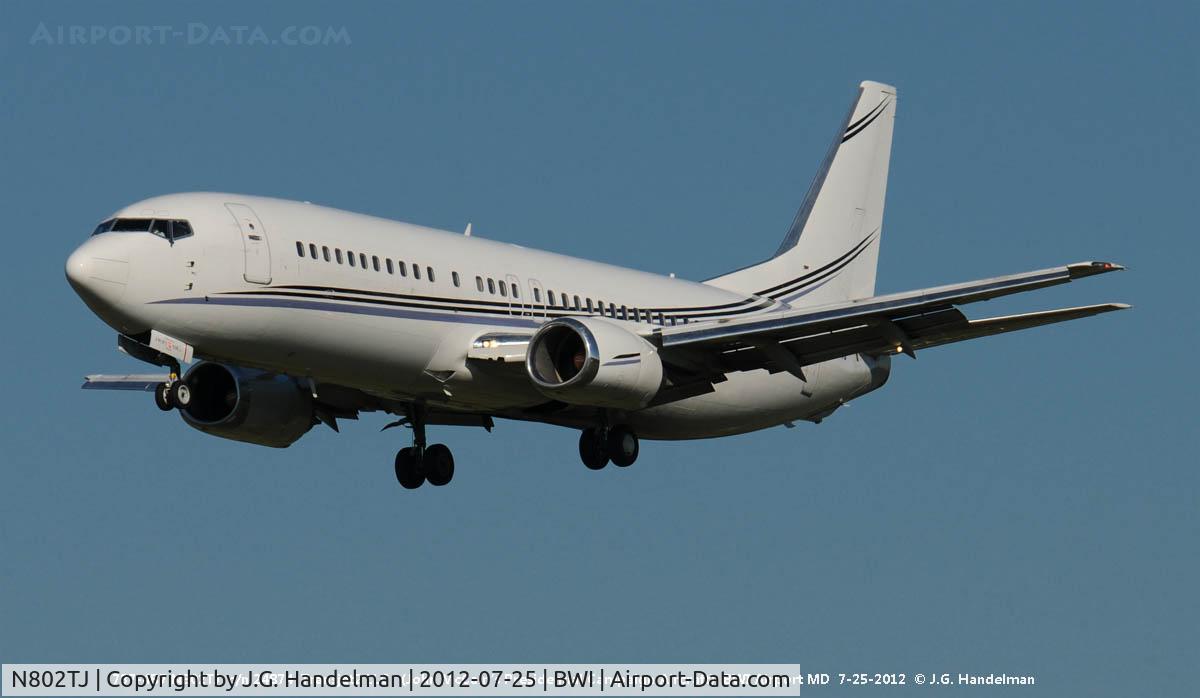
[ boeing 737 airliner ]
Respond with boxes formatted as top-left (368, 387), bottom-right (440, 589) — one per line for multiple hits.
top-left (67, 81), bottom-right (1126, 489)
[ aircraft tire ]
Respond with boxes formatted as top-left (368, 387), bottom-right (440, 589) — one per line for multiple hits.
top-left (579, 428), bottom-right (609, 470)
top-left (394, 447), bottom-right (425, 489)
top-left (168, 381), bottom-right (192, 409)
top-left (607, 425), bottom-right (639, 467)
top-left (154, 383), bottom-right (173, 411)
top-left (425, 444), bottom-right (454, 486)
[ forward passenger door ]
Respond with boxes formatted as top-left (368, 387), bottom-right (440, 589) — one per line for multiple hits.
top-left (226, 203), bottom-right (271, 284)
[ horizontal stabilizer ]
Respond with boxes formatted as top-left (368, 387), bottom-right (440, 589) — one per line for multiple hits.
top-left (82, 374), bottom-right (167, 391)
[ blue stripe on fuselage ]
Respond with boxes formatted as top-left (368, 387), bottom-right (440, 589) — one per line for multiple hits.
top-left (151, 295), bottom-right (543, 328)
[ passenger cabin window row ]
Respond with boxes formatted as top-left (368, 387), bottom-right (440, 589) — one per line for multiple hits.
top-left (92, 218), bottom-right (194, 242)
top-left (296, 240), bottom-right (461, 287)
top-left (295, 240), bottom-right (690, 326)
top-left (469, 273), bottom-right (685, 326)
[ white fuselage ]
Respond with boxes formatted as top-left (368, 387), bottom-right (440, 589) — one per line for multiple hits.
top-left (68, 193), bottom-right (879, 439)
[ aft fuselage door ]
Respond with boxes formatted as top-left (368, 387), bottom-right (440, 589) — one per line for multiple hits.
top-left (225, 203), bottom-right (271, 284)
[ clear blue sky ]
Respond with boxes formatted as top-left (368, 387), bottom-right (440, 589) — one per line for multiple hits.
top-left (1, 1), bottom-right (1195, 695)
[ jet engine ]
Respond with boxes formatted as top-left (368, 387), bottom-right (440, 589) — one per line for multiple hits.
top-left (177, 362), bottom-right (314, 448)
top-left (525, 317), bottom-right (663, 409)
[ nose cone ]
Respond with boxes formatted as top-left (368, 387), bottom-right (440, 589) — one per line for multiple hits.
top-left (66, 237), bottom-right (130, 311)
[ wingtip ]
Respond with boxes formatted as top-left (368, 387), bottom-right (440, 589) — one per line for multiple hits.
top-left (1068, 261), bottom-right (1126, 278)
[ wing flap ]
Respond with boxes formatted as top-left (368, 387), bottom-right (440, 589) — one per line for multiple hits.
top-left (708, 303), bottom-right (1127, 374)
top-left (907, 303), bottom-right (1130, 352)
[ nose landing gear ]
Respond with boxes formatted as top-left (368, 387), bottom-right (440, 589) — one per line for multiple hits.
top-left (154, 366), bottom-right (190, 412)
top-left (579, 425), bottom-right (639, 470)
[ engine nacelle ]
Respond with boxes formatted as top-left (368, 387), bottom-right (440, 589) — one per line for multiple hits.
top-left (178, 362), bottom-right (314, 448)
top-left (525, 317), bottom-right (664, 409)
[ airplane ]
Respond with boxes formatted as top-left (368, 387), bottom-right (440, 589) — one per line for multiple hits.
top-left (67, 80), bottom-right (1127, 490)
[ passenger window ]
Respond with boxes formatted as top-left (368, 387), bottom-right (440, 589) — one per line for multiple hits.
top-left (452, 271), bottom-right (460, 287)
top-left (573, 295), bottom-right (581, 311)
top-left (498, 282), bottom-right (507, 297)
top-left (348, 251), bottom-right (356, 267)
top-left (548, 291), bottom-right (556, 306)
top-left (427, 266), bottom-right (435, 282)
top-left (112, 218), bottom-right (153, 232)
top-left (386, 258), bottom-right (394, 274)
top-left (398, 261), bottom-right (407, 277)
top-left (360, 253), bottom-right (367, 269)
top-left (335, 249), bottom-right (343, 264)
top-left (476, 276), bottom-right (484, 292)
top-left (413, 265), bottom-right (421, 280)
top-left (586, 299), bottom-right (593, 313)
top-left (533, 288), bottom-right (542, 302)
top-left (295, 241), bottom-right (304, 256)
top-left (322, 246), bottom-right (331, 262)
top-left (309, 243), bottom-right (318, 258)
top-left (511, 282), bottom-right (519, 298)
top-left (620, 305), bottom-right (628, 320)
top-left (372, 256), bottom-right (380, 272)
top-left (487, 278), bottom-right (496, 294)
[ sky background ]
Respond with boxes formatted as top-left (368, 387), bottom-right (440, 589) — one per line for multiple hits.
top-left (1, 1), bottom-right (1196, 695)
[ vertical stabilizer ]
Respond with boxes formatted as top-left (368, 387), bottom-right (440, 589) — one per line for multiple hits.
top-left (708, 81), bottom-right (896, 306)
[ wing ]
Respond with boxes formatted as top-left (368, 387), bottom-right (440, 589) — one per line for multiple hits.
top-left (656, 260), bottom-right (1127, 380)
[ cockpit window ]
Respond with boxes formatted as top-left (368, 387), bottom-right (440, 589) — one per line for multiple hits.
top-left (150, 219), bottom-right (194, 242)
top-left (98, 217), bottom-right (194, 242)
top-left (111, 218), bottom-right (153, 232)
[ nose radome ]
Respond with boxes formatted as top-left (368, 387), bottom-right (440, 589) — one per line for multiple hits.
top-left (64, 246), bottom-right (93, 289)
top-left (65, 238), bottom-right (130, 307)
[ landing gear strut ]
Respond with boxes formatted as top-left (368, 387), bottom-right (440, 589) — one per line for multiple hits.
top-left (579, 425), bottom-right (639, 470)
top-left (393, 405), bottom-right (455, 489)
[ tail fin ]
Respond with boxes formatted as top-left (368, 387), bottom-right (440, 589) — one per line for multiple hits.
top-left (708, 80), bottom-right (896, 306)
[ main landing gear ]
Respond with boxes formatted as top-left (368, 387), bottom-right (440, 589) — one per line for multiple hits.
top-left (393, 407), bottom-right (455, 489)
top-left (578, 424), bottom-right (639, 470)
